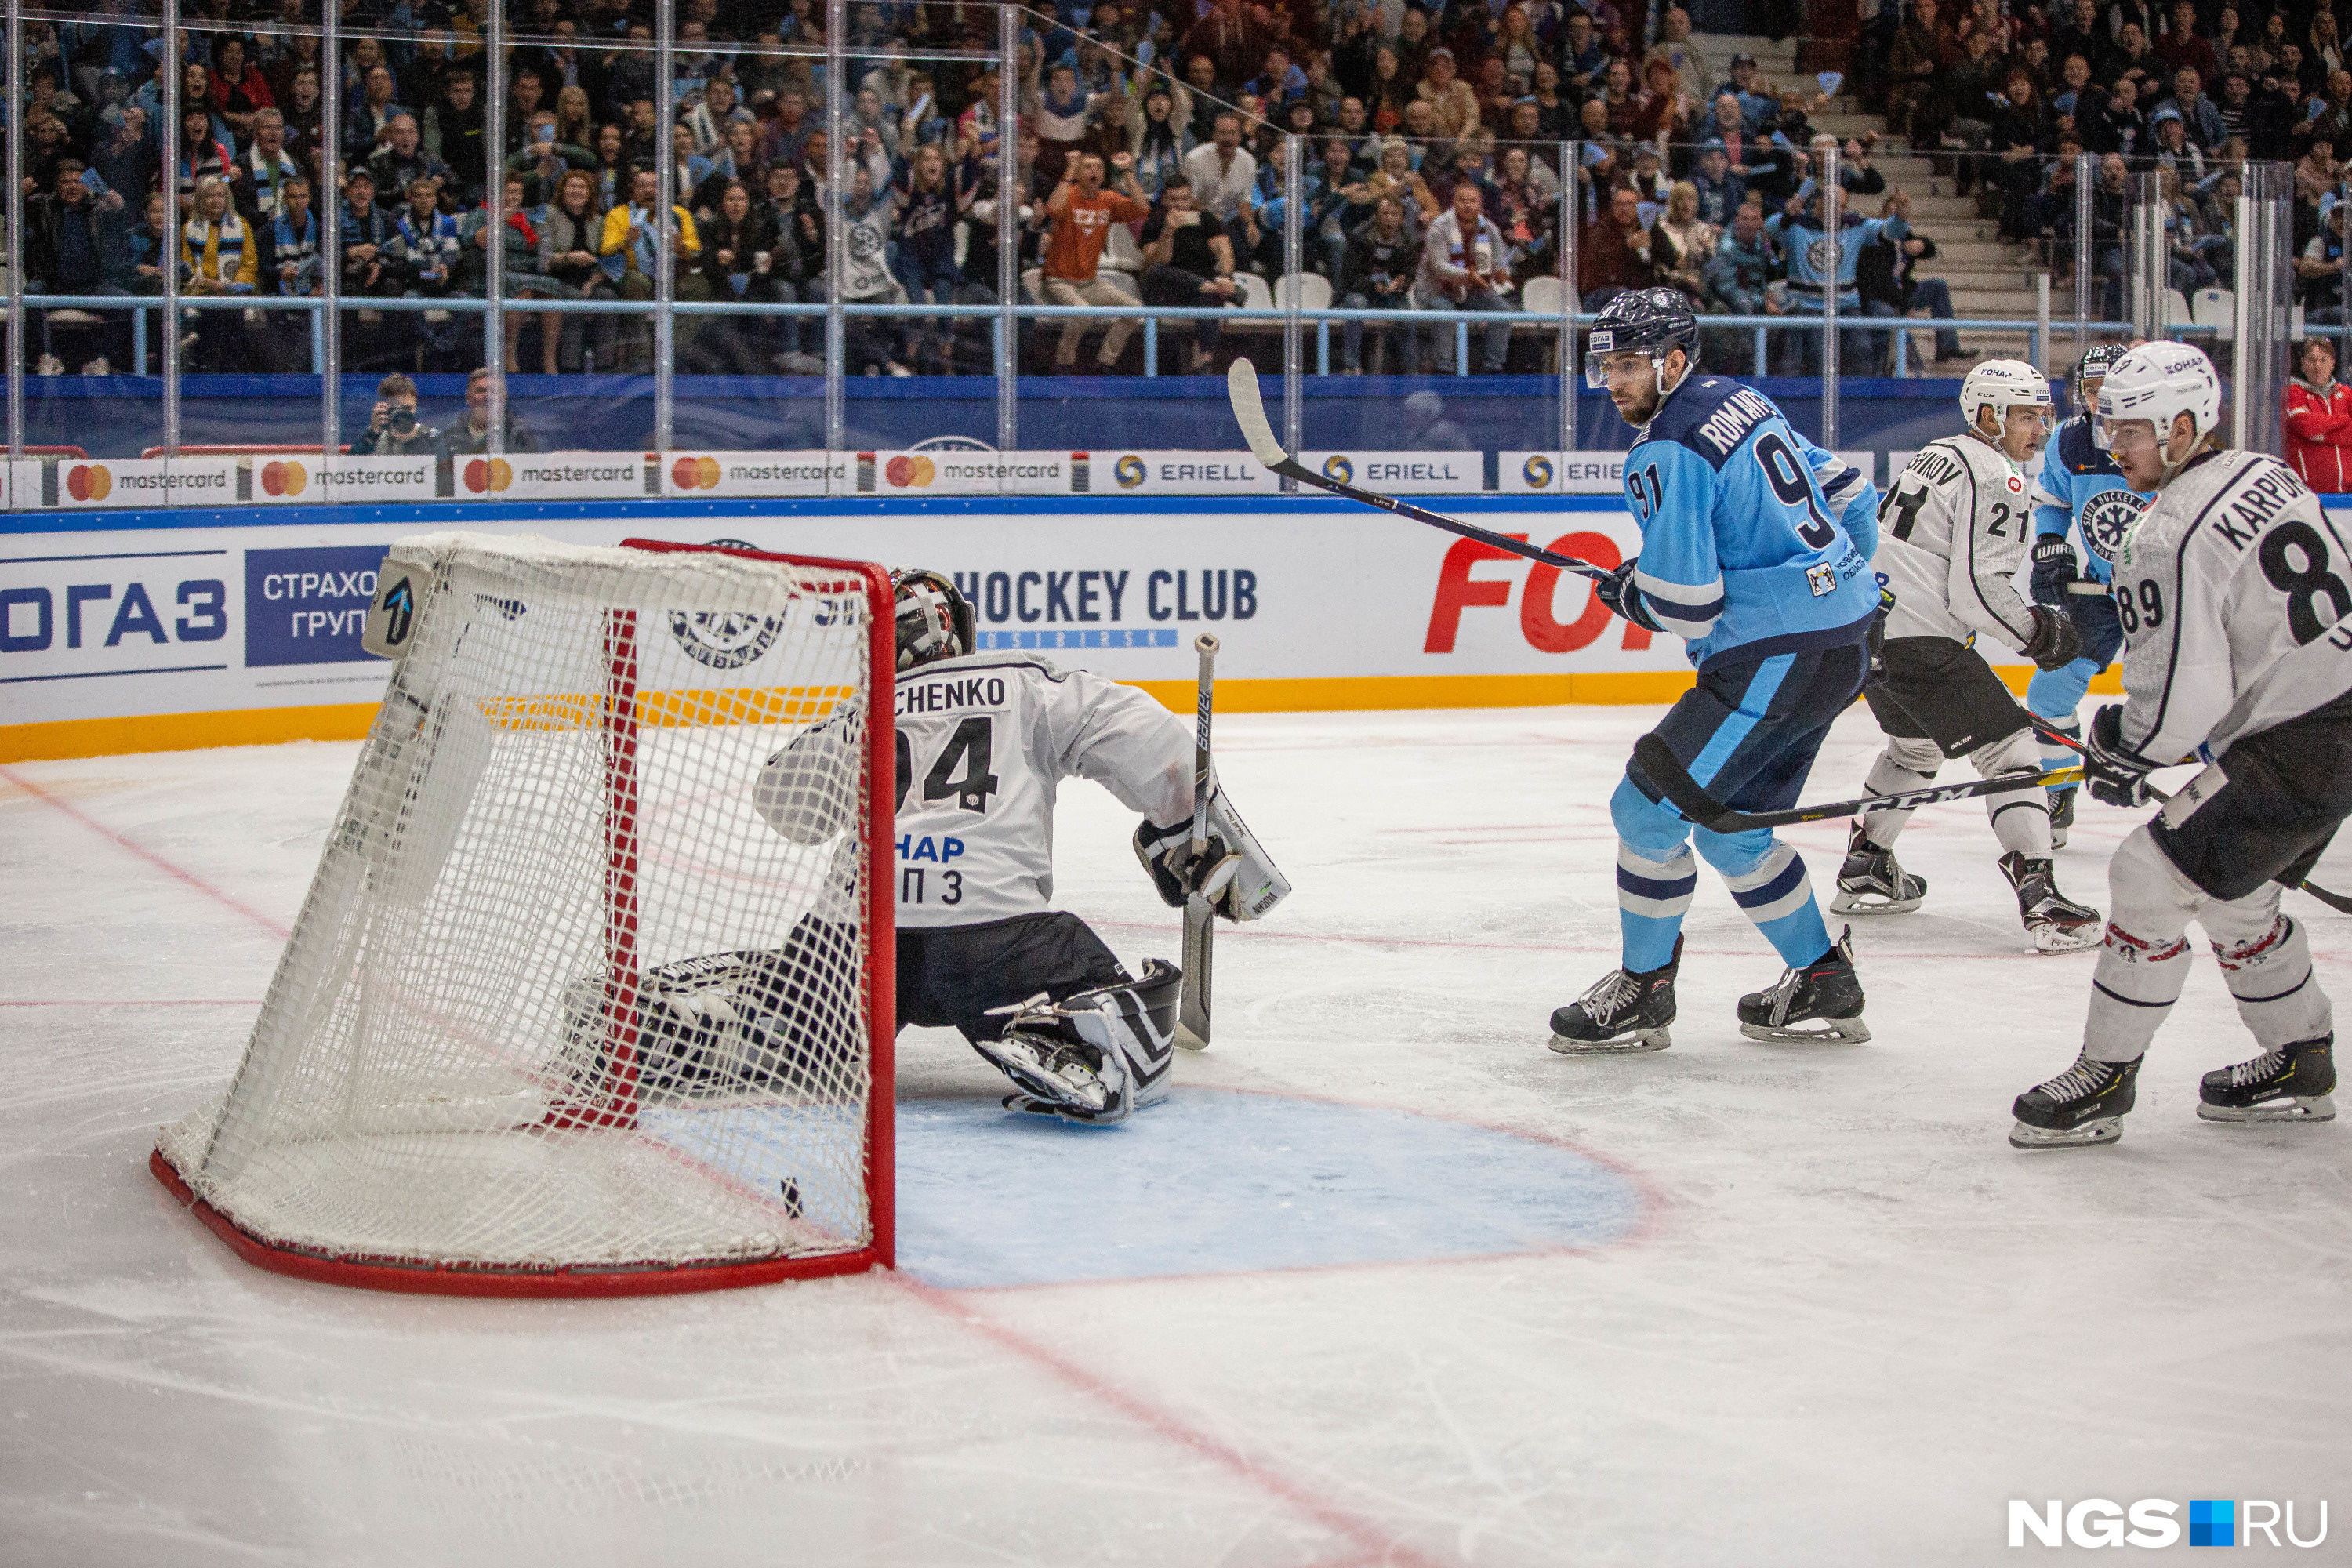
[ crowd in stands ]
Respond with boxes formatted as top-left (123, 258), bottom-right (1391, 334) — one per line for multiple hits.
top-left (31, 0), bottom-right (2332, 382)
top-left (1858, 0), bottom-right (2352, 326)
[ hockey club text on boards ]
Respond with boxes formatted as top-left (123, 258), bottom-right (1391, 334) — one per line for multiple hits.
top-left (948, 569), bottom-right (1259, 627)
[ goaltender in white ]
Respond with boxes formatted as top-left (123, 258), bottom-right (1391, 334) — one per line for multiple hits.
top-left (2011, 343), bottom-right (2347, 1147)
top-left (755, 570), bottom-right (1289, 1125)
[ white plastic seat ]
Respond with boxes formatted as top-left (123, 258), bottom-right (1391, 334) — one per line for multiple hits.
top-left (1521, 276), bottom-right (1568, 315)
top-left (1105, 221), bottom-right (1146, 274)
top-left (2191, 285), bottom-right (2234, 340)
top-left (1274, 272), bottom-right (1333, 310)
top-left (1236, 273), bottom-right (1275, 310)
top-left (2163, 287), bottom-right (2192, 332)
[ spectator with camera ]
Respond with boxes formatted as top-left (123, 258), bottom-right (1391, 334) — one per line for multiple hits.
top-left (350, 372), bottom-right (450, 458)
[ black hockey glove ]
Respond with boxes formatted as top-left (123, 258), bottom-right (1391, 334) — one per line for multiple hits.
top-left (2020, 604), bottom-right (2083, 671)
top-left (2084, 704), bottom-right (2158, 809)
top-left (2028, 534), bottom-right (2079, 607)
top-left (1595, 560), bottom-right (1661, 632)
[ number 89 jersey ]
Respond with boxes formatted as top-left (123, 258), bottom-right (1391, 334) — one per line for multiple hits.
top-left (1874, 433), bottom-right (2042, 649)
top-left (2111, 448), bottom-right (2352, 764)
top-left (887, 652), bottom-right (1195, 927)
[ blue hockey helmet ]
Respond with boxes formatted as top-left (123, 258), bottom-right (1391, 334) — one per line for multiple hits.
top-left (1584, 287), bottom-right (1700, 391)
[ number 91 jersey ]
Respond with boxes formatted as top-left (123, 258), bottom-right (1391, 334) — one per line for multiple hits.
top-left (2111, 448), bottom-right (2352, 764)
top-left (886, 652), bottom-right (1196, 927)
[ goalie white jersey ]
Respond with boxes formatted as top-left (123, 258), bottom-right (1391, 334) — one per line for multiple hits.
top-left (2111, 448), bottom-right (2352, 765)
top-left (1875, 434), bottom-right (2042, 648)
top-left (757, 652), bottom-right (1195, 928)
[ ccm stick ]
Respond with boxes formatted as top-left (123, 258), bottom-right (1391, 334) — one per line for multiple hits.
top-left (1225, 359), bottom-right (1613, 579)
top-left (2022, 716), bottom-right (2352, 914)
top-left (1632, 734), bottom-right (2087, 833)
top-left (1175, 633), bottom-right (1219, 1050)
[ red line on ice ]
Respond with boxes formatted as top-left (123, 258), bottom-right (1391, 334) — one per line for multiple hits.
top-left (897, 1270), bottom-right (1450, 1568)
top-left (0, 765), bottom-right (292, 939)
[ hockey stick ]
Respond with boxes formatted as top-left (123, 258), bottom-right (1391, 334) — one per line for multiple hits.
top-left (1631, 733), bottom-right (2085, 833)
top-left (1175, 633), bottom-right (1219, 1051)
top-left (1225, 359), bottom-right (1612, 580)
top-left (2022, 717), bottom-right (2352, 914)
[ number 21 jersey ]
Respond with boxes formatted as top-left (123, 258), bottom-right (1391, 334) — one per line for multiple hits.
top-left (1875, 433), bottom-right (2041, 648)
top-left (891, 652), bottom-right (1195, 927)
top-left (2111, 448), bottom-right (2352, 764)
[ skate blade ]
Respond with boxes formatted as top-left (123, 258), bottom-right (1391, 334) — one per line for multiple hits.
top-left (1548, 1028), bottom-right (1671, 1054)
top-left (1739, 1016), bottom-right (1872, 1044)
top-left (2009, 1116), bottom-right (2122, 1149)
top-left (1830, 890), bottom-right (1922, 916)
top-left (2197, 1094), bottom-right (2336, 1123)
top-left (2051, 829), bottom-right (2070, 848)
top-left (2031, 925), bottom-right (2103, 955)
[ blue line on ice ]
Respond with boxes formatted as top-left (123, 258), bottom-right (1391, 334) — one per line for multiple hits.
top-left (892, 1088), bottom-right (1645, 1290)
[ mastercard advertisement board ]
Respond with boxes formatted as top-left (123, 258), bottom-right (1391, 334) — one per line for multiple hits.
top-left (658, 450), bottom-right (852, 498)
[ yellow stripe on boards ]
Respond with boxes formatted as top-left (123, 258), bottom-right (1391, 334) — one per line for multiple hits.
top-left (9, 666), bottom-right (2117, 762)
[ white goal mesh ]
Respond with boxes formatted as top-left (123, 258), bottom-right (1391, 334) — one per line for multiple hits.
top-left (154, 534), bottom-right (895, 1294)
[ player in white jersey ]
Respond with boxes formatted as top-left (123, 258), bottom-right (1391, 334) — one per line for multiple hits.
top-left (1835, 360), bottom-right (2103, 953)
top-left (2013, 343), bottom-right (2343, 1147)
top-left (757, 570), bottom-right (1287, 1125)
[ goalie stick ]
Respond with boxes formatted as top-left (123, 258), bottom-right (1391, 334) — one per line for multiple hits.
top-left (1176, 633), bottom-right (1218, 1051)
top-left (1631, 733), bottom-right (2086, 833)
top-left (2021, 717), bottom-right (2352, 915)
top-left (1225, 359), bottom-right (1612, 581)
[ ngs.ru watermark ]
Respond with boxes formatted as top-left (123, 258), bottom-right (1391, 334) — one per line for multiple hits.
top-left (2009, 1498), bottom-right (2327, 1548)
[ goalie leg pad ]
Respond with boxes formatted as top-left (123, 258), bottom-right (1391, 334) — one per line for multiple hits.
top-left (559, 918), bottom-right (863, 1104)
top-left (1133, 786), bottom-right (1292, 921)
top-left (975, 960), bottom-right (1183, 1125)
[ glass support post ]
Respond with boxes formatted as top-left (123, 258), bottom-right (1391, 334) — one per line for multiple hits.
top-left (826, 0), bottom-right (847, 456)
top-left (1282, 133), bottom-right (1301, 481)
top-left (163, 0), bottom-right (181, 458)
top-left (1821, 144), bottom-right (1840, 448)
top-left (6, 0), bottom-right (22, 468)
top-left (2074, 152), bottom-right (2093, 358)
top-left (654, 0), bottom-right (675, 452)
top-left (485, 0), bottom-right (506, 455)
top-left (321, 0), bottom-right (341, 458)
top-left (996, 4), bottom-right (1018, 454)
top-left (1560, 140), bottom-right (1577, 453)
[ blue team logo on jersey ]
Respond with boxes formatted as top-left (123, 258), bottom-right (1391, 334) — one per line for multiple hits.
top-left (1322, 455), bottom-right (1356, 485)
top-left (1114, 455), bottom-right (1149, 489)
top-left (1805, 235), bottom-right (1841, 278)
top-left (2079, 488), bottom-right (2149, 564)
top-left (1523, 455), bottom-right (1554, 488)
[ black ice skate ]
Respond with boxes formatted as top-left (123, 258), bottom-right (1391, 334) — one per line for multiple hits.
top-left (1999, 851), bottom-right (2103, 953)
top-left (1829, 822), bottom-right (1926, 915)
top-left (1549, 938), bottom-right (1679, 1054)
top-left (2010, 1053), bottom-right (2140, 1148)
top-left (1737, 927), bottom-right (1870, 1043)
top-left (2198, 1035), bottom-right (2338, 1123)
top-left (2048, 787), bottom-right (2077, 848)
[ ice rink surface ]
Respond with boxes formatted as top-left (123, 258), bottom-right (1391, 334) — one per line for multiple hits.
top-left (5, 703), bottom-right (2347, 1567)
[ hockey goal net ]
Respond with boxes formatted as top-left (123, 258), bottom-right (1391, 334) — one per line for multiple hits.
top-left (152, 533), bottom-right (895, 1295)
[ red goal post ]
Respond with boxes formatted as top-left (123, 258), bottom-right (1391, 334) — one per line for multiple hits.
top-left (152, 535), bottom-right (897, 1296)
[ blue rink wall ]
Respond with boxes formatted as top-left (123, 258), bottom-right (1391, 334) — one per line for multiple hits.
top-left (24, 373), bottom-right (1962, 459)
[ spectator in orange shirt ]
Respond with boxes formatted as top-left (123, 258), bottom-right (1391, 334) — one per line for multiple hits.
top-left (1043, 150), bottom-right (1149, 372)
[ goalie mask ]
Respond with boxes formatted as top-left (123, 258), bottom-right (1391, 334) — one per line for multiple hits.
top-left (891, 568), bottom-right (975, 671)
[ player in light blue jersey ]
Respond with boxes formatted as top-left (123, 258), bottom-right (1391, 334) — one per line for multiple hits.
top-left (1549, 289), bottom-right (1882, 1056)
top-left (2025, 343), bottom-right (2151, 845)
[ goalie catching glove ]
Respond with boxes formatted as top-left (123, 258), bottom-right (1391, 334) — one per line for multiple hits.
top-left (1132, 783), bottom-right (1292, 921)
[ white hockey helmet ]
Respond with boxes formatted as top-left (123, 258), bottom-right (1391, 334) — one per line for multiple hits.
top-left (2092, 341), bottom-right (2223, 461)
top-left (1960, 358), bottom-right (2053, 431)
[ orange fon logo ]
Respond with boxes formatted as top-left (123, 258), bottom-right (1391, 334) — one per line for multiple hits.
top-left (884, 454), bottom-right (935, 488)
top-left (462, 458), bottom-right (514, 493)
top-left (65, 464), bottom-right (113, 501)
top-left (670, 455), bottom-right (723, 490)
top-left (260, 460), bottom-right (308, 497)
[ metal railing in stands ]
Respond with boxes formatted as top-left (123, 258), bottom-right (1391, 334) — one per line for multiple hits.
top-left (19, 289), bottom-right (2149, 383)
